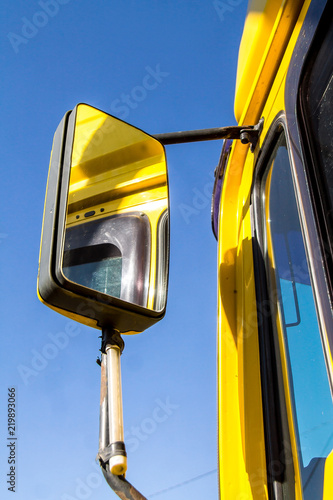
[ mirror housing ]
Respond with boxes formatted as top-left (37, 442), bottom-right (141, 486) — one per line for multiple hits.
top-left (38, 104), bottom-right (169, 334)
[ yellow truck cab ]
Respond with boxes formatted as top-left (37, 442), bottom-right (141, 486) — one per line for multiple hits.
top-left (214, 0), bottom-right (333, 498)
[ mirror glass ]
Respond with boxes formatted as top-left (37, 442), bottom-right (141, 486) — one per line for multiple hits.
top-left (61, 104), bottom-right (169, 312)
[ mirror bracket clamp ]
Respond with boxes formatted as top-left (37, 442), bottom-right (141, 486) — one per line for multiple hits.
top-left (240, 117), bottom-right (264, 152)
top-left (101, 328), bottom-right (125, 355)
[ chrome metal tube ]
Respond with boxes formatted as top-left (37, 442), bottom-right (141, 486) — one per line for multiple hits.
top-left (105, 343), bottom-right (127, 475)
top-left (99, 353), bottom-right (109, 453)
top-left (98, 331), bottom-right (147, 499)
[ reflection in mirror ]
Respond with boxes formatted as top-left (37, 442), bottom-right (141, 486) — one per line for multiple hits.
top-left (63, 242), bottom-right (122, 298)
top-left (61, 104), bottom-right (168, 312)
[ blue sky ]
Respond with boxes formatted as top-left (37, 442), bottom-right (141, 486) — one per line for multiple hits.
top-left (0, 1), bottom-right (248, 498)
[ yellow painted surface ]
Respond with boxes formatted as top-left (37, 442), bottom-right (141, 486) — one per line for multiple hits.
top-left (235, 0), bottom-right (304, 125)
top-left (218, 138), bottom-right (268, 499)
top-left (217, 0), bottom-right (323, 497)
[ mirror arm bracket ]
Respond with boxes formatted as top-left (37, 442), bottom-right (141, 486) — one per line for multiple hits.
top-left (100, 327), bottom-right (125, 355)
top-left (154, 117), bottom-right (264, 152)
top-left (99, 461), bottom-right (148, 500)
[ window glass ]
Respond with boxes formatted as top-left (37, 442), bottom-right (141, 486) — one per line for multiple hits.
top-left (262, 133), bottom-right (333, 495)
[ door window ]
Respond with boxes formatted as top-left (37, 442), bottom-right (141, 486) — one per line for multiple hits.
top-left (261, 132), bottom-right (333, 497)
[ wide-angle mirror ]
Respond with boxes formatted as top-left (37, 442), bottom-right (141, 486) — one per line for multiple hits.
top-left (38, 104), bottom-right (169, 333)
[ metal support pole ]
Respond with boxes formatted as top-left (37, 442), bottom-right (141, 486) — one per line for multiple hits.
top-left (98, 329), bottom-right (127, 475)
top-left (99, 352), bottom-right (109, 455)
top-left (153, 117), bottom-right (264, 152)
top-left (153, 125), bottom-right (246, 144)
top-left (105, 342), bottom-right (127, 475)
top-left (97, 329), bottom-right (148, 500)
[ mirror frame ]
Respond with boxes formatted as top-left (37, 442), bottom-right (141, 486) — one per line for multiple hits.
top-left (38, 104), bottom-right (169, 334)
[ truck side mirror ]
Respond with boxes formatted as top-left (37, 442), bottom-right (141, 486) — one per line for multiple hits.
top-left (38, 103), bottom-right (169, 334)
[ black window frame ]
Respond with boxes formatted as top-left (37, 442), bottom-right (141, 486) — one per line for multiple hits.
top-left (252, 115), bottom-right (296, 500)
top-left (297, 6), bottom-right (333, 296)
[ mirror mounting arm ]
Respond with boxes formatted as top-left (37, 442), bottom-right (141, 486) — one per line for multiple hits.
top-left (154, 117), bottom-right (264, 152)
